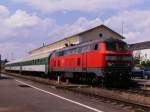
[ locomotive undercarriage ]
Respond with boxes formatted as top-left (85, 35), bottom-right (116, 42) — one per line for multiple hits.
top-left (97, 67), bottom-right (133, 88)
top-left (48, 67), bottom-right (133, 88)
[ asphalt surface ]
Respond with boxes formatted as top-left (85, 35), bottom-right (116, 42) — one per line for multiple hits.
top-left (0, 74), bottom-right (130, 112)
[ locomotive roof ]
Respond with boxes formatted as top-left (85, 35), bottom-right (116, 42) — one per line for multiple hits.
top-left (56, 38), bottom-right (125, 52)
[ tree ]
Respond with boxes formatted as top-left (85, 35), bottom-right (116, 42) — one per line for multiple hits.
top-left (133, 56), bottom-right (140, 65)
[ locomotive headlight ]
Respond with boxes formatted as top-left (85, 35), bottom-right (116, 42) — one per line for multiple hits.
top-left (107, 62), bottom-right (114, 66)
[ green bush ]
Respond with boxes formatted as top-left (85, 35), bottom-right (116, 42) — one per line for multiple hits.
top-left (133, 57), bottom-right (140, 65)
top-left (141, 60), bottom-right (150, 67)
top-left (133, 56), bottom-right (150, 67)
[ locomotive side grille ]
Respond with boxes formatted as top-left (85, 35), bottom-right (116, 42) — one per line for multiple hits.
top-left (106, 55), bottom-right (132, 68)
top-left (105, 55), bottom-right (132, 61)
top-left (107, 62), bottom-right (130, 67)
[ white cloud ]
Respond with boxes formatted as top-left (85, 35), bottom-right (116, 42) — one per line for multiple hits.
top-left (0, 5), bottom-right (9, 18)
top-left (0, 42), bottom-right (37, 60)
top-left (0, 9), bottom-right (57, 40)
top-left (5, 10), bottom-right (40, 28)
top-left (51, 10), bottom-right (150, 45)
top-left (1, 3), bottom-right (150, 60)
top-left (12, 0), bottom-right (141, 13)
top-left (0, 7), bottom-right (103, 59)
top-left (1, 9), bottom-right (150, 59)
top-left (48, 17), bottom-right (103, 42)
top-left (0, 7), bottom-right (58, 59)
top-left (104, 10), bottom-right (150, 43)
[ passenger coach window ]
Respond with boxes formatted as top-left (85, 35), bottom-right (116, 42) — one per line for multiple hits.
top-left (54, 52), bottom-right (59, 56)
top-left (81, 46), bottom-right (89, 52)
top-left (59, 51), bottom-right (64, 56)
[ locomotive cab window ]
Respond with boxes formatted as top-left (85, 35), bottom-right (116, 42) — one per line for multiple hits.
top-left (106, 41), bottom-right (128, 51)
top-left (94, 44), bottom-right (98, 50)
top-left (118, 42), bottom-right (128, 50)
top-left (106, 42), bottom-right (116, 50)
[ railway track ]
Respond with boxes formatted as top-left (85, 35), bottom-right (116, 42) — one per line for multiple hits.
top-left (58, 88), bottom-right (150, 112)
top-left (2, 72), bottom-right (150, 112)
top-left (125, 88), bottom-right (150, 96)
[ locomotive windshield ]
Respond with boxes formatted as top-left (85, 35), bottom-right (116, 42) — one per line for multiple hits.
top-left (106, 41), bottom-right (128, 51)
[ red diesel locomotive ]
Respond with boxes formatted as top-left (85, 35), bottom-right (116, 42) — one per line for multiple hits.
top-left (49, 38), bottom-right (133, 85)
top-left (5, 38), bottom-right (133, 86)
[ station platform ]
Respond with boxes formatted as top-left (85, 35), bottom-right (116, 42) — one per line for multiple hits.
top-left (0, 74), bottom-right (132, 112)
top-left (134, 78), bottom-right (150, 86)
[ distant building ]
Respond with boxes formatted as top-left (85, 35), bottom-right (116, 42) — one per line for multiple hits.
top-left (130, 41), bottom-right (150, 61)
top-left (1, 59), bottom-right (8, 70)
top-left (29, 25), bottom-right (124, 56)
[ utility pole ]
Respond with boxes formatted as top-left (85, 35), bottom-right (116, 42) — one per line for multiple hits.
top-left (122, 21), bottom-right (124, 37)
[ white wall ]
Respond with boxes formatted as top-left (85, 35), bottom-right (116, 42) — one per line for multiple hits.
top-left (133, 49), bottom-right (150, 61)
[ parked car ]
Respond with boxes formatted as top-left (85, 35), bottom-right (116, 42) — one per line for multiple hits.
top-left (132, 67), bottom-right (144, 78)
top-left (143, 67), bottom-right (150, 79)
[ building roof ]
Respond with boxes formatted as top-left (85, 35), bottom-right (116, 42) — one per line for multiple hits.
top-left (29, 24), bottom-right (125, 54)
top-left (130, 41), bottom-right (150, 50)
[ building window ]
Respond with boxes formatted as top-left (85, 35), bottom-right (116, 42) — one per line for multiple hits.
top-left (99, 33), bottom-right (103, 38)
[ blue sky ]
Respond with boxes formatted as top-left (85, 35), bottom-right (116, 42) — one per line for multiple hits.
top-left (0, 0), bottom-right (150, 60)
